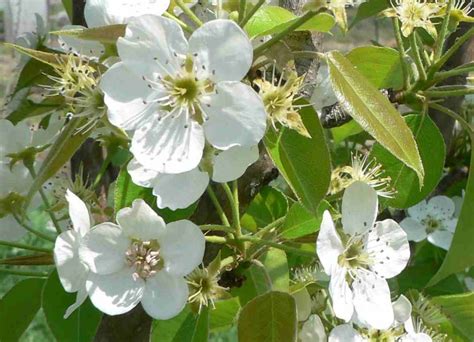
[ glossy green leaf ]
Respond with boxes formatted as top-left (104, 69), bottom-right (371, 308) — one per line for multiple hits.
top-left (0, 278), bottom-right (45, 341)
top-left (350, 0), bottom-right (390, 28)
top-left (260, 248), bottom-right (289, 292)
top-left (264, 101), bottom-right (331, 216)
top-left (432, 293), bottom-right (474, 341)
top-left (7, 96), bottom-right (64, 124)
top-left (12, 57), bottom-right (55, 95)
top-left (331, 120), bottom-right (364, 144)
top-left (231, 264), bottom-right (271, 306)
top-left (327, 51), bottom-right (424, 185)
top-left (371, 114), bottom-right (445, 208)
top-left (238, 291), bottom-right (297, 342)
top-left (51, 25), bottom-right (126, 44)
top-left (281, 201), bottom-right (329, 240)
top-left (346, 46), bottom-right (403, 89)
top-left (209, 298), bottom-right (241, 332)
top-left (241, 186), bottom-right (288, 232)
top-left (42, 270), bottom-right (102, 342)
top-left (261, 13), bottom-right (336, 37)
top-left (5, 43), bottom-right (67, 68)
top-left (428, 147), bottom-right (474, 286)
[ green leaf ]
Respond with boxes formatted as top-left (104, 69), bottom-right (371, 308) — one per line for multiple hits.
top-left (0, 278), bottom-right (45, 341)
top-left (432, 293), bottom-right (474, 341)
top-left (5, 43), bottom-right (67, 67)
top-left (428, 147), bottom-right (474, 286)
top-left (209, 298), bottom-right (241, 332)
top-left (62, 0), bottom-right (73, 21)
top-left (238, 291), bottom-right (297, 342)
top-left (12, 57), bottom-right (55, 95)
top-left (260, 248), bottom-right (289, 292)
top-left (371, 114), bottom-right (445, 208)
top-left (151, 306), bottom-right (209, 342)
top-left (231, 264), bottom-right (271, 306)
top-left (42, 270), bottom-right (102, 341)
top-left (7, 96), bottom-right (65, 124)
top-left (331, 120), bottom-right (364, 144)
top-left (262, 13), bottom-right (336, 37)
top-left (241, 186), bottom-right (288, 232)
top-left (327, 51), bottom-right (424, 185)
top-left (346, 46), bottom-right (403, 89)
top-left (51, 25), bottom-right (126, 44)
top-left (350, 0), bottom-right (390, 28)
top-left (281, 201), bottom-right (329, 240)
top-left (264, 101), bottom-right (331, 216)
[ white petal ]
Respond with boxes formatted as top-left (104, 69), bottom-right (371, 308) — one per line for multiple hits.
top-left (427, 230), bottom-right (453, 250)
top-left (127, 158), bottom-right (160, 188)
top-left (393, 295), bottom-right (412, 325)
top-left (131, 109), bottom-right (205, 174)
top-left (203, 81), bottom-right (267, 150)
top-left (293, 287), bottom-right (312, 322)
top-left (64, 285), bottom-right (88, 319)
top-left (0, 215), bottom-right (27, 242)
top-left (159, 220), bottom-right (205, 276)
top-left (65, 189), bottom-right (91, 237)
top-left (452, 195), bottom-right (463, 218)
top-left (427, 196), bottom-right (455, 219)
top-left (400, 333), bottom-right (433, 342)
top-left (117, 15), bottom-right (187, 77)
top-left (299, 314), bottom-right (327, 342)
top-left (352, 271), bottom-right (393, 330)
top-left (407, 200), bottom-right (428, 221)
top-left (0, 120), bottom-right (31, 161)
top-left (328, 324), bottom-right (364, 342)
top-left (342, 181), bottom-right (378, 235)
top-left (152, 168), bottom-right (209, 210)
top-left (316, 211), bottom-right (344, 275)
top-left (141, 271), bottom-right (189, 320)
top-left (0, 163), bottom-right (31, 196)
top-left (116, 199), bottom-right (166, 240)
top-left (400, 217), bottom-right (427, 242)
top-left (54, 230), bottom-right (88, 293)
top-left (444, 218), bottom-right (457, 233)
top-left (311, 66), bottom-right (338, 112)
top-left (366, 219), bottom-right (410, 279)
top-left (58, 25), bottom-right (104, 57)
top-left (188, 19), bottom-right (252, 82)
top-left (84, 0), bottom-right (110, 27)
top-left (329, 266), bottom-right (354, 322)
top-left (212, 145), bottom-right (259, 183)
top-left (101, 62), bottom-right (158, 131)
top-left (79, 223), bottom-right (129, 275)
top-left (86, 268), bottom-right (145, 316)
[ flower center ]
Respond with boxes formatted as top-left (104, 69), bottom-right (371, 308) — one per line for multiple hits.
top-left (338, 238), bottom-right (371, 270)
top-left (167, 75), bottom-right (202, 106)
top-left (125, 239), bottom-right (164, 279)
top-left (422, 216), bottom-right (440, 233)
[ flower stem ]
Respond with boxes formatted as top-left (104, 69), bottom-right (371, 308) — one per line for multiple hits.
top-left (200, 225), bottom-right (235, 233)
top-left (256, 216), bottom-right (285, 237)
top-left (0, 268), bottom-right (49, 278)
top-left (239, 236), bottom-right (315, 257)
top-left (429, 103), bottom-right (474, 137)
top-left (175, 0), bottom-right (203, 27)
top-left (393, 18), bottom-right (410, 89)
top-left (409, 32), bottom-right (427, 81)
top-left (433, 0), bottom-right (454, 61)
top-left (0, 240), bottom-right (52, 254)
top-left (206, 186), bottom-right (230, 226)
top-left (204, 235), bottom-right (228, 244)
top-left (163, 11), bottom-right (193, 33)
top-left (239, 0), bottom-right (266, 27)
top-left (12, 213), bottom-right (56, 243)
top-left (253, 11), bottom-right (319, 58)
top-left (423, 86), bottom-right (474, 97)
top-left (239, 0), bottom-right (247, 24)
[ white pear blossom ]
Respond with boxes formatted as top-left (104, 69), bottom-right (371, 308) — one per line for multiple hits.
top-left (127, 145), bottom-right (259, 210)
top-left (54, 190), bottom-right (92, 318)
top-left (79, 199), bottom-right (205, 319)
top-left (328, 324), bottom-right (365, 342)
top-left (299, 314), bottom-right (327, 342)
top-left (316, 181), bottom-right (410, 330)
top-left (400, 196), bottom-right (457, 250)
top-left (101, 16), bottom-right (266, 174)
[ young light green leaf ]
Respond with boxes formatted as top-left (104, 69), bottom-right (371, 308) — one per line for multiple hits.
top-left (238, 291), bottom-right (297, 342)
top-left (209, 298), bottom-right (241, 332)
top-left (42, 270), bottom-right (102, 341)
top-left (281, 201), bottom-right (329, 240)
top-left (51, 25), bottom-right (126, 44)
top-left (371, 114), bottom-right (445, 208)
top-left (350, 0), bottom-right (390, 28)
top-left (260, 248), bottom-right (289, 292)
top-left (261, 13), bottom-right (336, 37)
top-left (7, 96), bottom-right (65, 124)
top-left (432, 293), bottom-right (474, 341)
top-left (0, 278), bottom-right (45, 341)
top-left (264, 101), bottom-right (331, 216)
top-left (327, 51), bottom-right (424, 185)
top-left (4, 43), bottom-right (67, 67)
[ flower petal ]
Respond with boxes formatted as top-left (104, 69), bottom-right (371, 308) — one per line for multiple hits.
top-left (316, 211), bottom-right (344, 275)
top-left (79, 223), bottom-right (129, 275)
top-left (64, 285), bottom-right (88, 319)
top-left (393, 295), bottom-right (412, 325)
top-left (299, 314), bottom-right (327, 342)
top-left (117, 15), bottom-right (187, 77)
top-left (116, 199), bottom-right (166, 240)
top-left (152, 168), bottom-right (209, 210)
top-left (131, 109), bottom-right (205, 174)
top-left (328, 324), bottom-right (364, 342)
top-left (203, 81), bottom-right (266, 150)
top-left (400, 217), bottom-right (427, 242)
top-left (127, 158), bottom-right (159, 188)
top-left (366, 219), bottom-right (410, 279)
top-left (329, 266), bottom-right (354, 322)
top-left (428, 195), bottom-right (455, 219)
top-left (65, 189), bottom-right (91, 237)
top-left (407, 200), bottom-right (428, 221)
top-left (427, 230), bottom-right (453, 251)
top-left (159, 220), bottom-right (205, 276)
top-left (352, 271), bottom-right (393, 330)
top-left (212, 145), bottom-right (259, 183)
top-left (101, 62), bottom-right (159, 131)
top-left (188, 19), bottom-right (252, 82)
top-left (141, 271), bottom-right (189, 320)
top-left (86, 267), bottom-right (145, 316)
top-left (342, 181), bottom-right (378, 235)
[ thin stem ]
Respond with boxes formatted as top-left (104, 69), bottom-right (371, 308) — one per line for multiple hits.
top-left (433, 0), bottom-right (454, 61)
top-left (292, 51), bottom-right (326, 60)
top-left (0, 268), bottom-right (49, 278)
top-left (175, 0), bottom-right (203, 27)
top-left (0, 240), bottom-right (52, 254)
top-left (93, 153), bottom-right (112, 188)
top-left (254, 11), bottom-right (319, 58)
top-left (393, 18), bottom-right (410, 89)
top-left (204, 235), bottom-right (228, 244)
top-left (429, 103), bottom-right (473, 137)
top-left (200, 225), bottom-right (235, 233)
top-left (162, 11), bottom-right (193, 33)
top-left (257, 216), bottom-right (286, 237)
top-left (238, 0), bottom-right (247, 24)
top-left (12, 213), bottom-right (56, 243)
top-left (220, 183), bottom-right (239, 231)
top-left (423, 86), bottom-right (474, 97)
top-left (434, 63), bottom-right (474, 82)
top-left (409, 32), bottom-right (427, 81)
top-left (239, 0), bottom-right (265, 27)
top-left (206, 186), bottom-right (230, 226)
top-left (239, 236), bottom-right (315, 257)
top-left (232, 181), bottom-right (241, 235)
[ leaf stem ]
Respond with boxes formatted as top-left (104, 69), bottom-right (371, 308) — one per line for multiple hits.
top-left (239, 0), bottom-right (266, 28)
top-left (204, 235), bottom-right (228, 244)
top-left (393, 18), bottom-right (410, 89)
top-left (0, 240), bottom-right (52, 254)
top-left (433, 0), bottom-right (454, 61)
top-left (175, 0), bottom-right (203, 27)
top-left (423, 86), bottom-right (474, 97)
top-left (0, 268), bottom-right (49, 278)
top-left (206, 186), bottom-right (230, 226)
top-left (409, 32), bottom-right (427, 81)
top-left (256, 216), bottom-right (286, 237)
